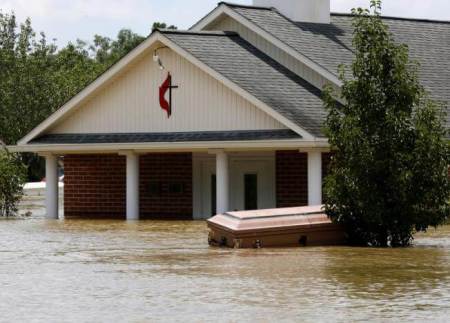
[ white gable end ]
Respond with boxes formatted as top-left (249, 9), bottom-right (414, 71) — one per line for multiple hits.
top-left (48, 47), bottom-right (286, 135)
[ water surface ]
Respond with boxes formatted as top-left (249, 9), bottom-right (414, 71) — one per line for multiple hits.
top-left (1, 215), bottom-right (450, 322)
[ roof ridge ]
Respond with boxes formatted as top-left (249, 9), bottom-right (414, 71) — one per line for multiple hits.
top-left (331, 12), bottom-right (450, 24)
top-left (218, 2), bottom-right (274, 11)
top-left (220, 2), bottom-right (450, 25)
top-left (156, 29), bottom-right (239, 36)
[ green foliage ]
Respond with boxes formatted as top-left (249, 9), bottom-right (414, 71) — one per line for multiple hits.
top-left (323, 0), bottom-right (450, 247)
top-left (0, 11), bottom-right (175, 180)
top-left (0, 146), bottom-right (26, 217)
top-left (90, 29), bottom-right (146, 67)
top-left (152, 22), bottom-right (177, 31)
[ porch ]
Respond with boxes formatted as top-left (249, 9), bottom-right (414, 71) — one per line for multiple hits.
top-left (42, 149), bottom-right (331, 220)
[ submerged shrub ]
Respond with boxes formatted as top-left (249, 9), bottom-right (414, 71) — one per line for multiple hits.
top-left (323, 0), bottom-right (450, 247)
top-left (0, 149), bottom-right (27, 217)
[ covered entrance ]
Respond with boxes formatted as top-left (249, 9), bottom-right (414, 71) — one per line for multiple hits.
top-left (193, 152), bottom-right (276, 219)
top-left (34, 148), bottom-right (327, 220)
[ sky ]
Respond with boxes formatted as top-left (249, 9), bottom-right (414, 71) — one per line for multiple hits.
top-left (1, 0), bottom-right (449, 47)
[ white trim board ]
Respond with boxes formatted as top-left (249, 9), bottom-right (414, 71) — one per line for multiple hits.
top-left (191, 4), bottom-right (343, 88)
top-left (8, 138), bottom-right (330, 154)
top-left (18, 31), bottom-right (315, 146)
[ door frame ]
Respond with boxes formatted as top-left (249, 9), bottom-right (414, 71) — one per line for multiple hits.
top-left (231, 159), bottom-right (275, 211)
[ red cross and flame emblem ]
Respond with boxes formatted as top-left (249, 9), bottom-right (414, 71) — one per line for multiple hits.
top-left (159, 72), bottom-right (178, 118)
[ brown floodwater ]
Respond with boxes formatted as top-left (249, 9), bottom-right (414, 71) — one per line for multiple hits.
top-left (1, 213), bottom-right (450, 322)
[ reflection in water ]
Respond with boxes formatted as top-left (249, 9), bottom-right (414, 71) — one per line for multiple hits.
top-left (0, 218), bottom-right (449, 322)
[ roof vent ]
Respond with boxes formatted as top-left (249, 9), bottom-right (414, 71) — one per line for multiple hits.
top-left (253, 0), bottom-right (330, 24)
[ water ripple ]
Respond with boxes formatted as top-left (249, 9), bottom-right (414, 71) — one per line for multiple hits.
top-left (0, 218), bottom-right (449, 322)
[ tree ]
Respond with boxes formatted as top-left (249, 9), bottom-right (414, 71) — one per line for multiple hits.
top-left (0, 10), bottom-right (177, 180)
top-left (323, 0), bottom-right (450, 247)
top-left (0, 143), bottom-right (26, 217)
top-left (0, 11), bottom-right (102, 180)
top-left (90, 29), bottom-right (146, 67)
top-left (152, 22), bottom-right (177, 31)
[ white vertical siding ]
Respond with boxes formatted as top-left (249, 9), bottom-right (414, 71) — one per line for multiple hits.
top-left (208, 16), bottom-right (340, 94)
top-left (49, 47), bottom-right (285, 134)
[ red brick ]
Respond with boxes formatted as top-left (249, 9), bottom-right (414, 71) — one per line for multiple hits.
top-left (276, 151), bottom-right (308, 208)
top-left (139, 153), bottom-right (192, 219)
top-left (275, 151), bottom-right (331, 207)
top-left (64, 154), bottom-right (126, 219)
top-left (63, 153), bottom-right (193, 219)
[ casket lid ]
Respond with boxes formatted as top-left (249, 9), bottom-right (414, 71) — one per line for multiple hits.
top-left (207, 205), bottom-right (333, 233)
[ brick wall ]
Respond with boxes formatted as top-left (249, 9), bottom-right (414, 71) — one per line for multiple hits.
top-left (64, 154), bottom-right (126, 219)
top-left (139, 153), bottom-right (193, 219)
top-left (276, 151), bottom-right (332, 208)
top-left (64, 153), bottom-right (193, 219)
top-left (64, 151), bottom-right (333, 219)
top-left (276, 151), bottom-right (308, 208)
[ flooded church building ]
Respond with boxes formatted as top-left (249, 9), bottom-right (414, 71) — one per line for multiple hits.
top-left (10, 0), bottom-right (450, 220)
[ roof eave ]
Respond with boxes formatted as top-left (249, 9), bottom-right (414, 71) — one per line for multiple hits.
top-left (8, 138), bottom-right (330, 154)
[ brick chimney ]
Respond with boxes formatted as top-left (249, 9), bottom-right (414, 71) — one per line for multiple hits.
top-left (253, 0), bottom-right (331, 24)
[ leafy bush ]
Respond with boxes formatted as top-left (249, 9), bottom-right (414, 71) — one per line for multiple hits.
top-left (0, 149), bottom-right (26, 217)
top-left (323, 0), bottom-right (450, 247)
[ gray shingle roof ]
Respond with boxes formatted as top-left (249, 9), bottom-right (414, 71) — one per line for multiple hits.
top-left (29, 130), bottom-right (301, 144)
top-left (224, 3), bottom-right (450, 127)
top-left (161, 30), bottom-right (327, 137)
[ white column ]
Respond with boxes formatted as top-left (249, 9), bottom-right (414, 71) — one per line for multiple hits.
top-left (45, 154), bottom-right (59, 219)
top-left (307, 151), bottom-right (322, 206)
top-left (216, 150), bottom-right (229, 214)
top-left (126, 152), bottom-right (140, 221)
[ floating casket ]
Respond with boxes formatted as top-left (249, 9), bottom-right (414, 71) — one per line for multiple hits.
top-left (207, 206), bottom-right (346, 248)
